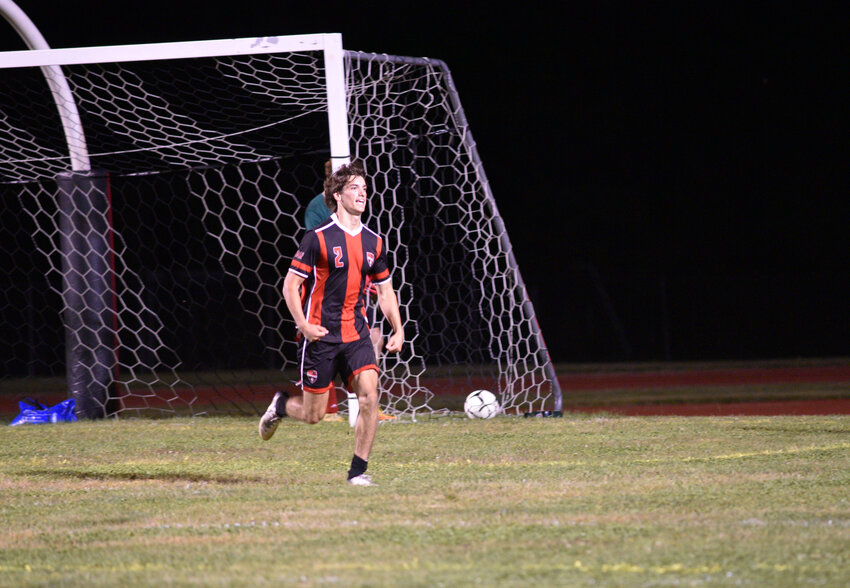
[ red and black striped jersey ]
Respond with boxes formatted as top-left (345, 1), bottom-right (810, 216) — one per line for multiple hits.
top-left (289, 214), bottom-right (391, 343)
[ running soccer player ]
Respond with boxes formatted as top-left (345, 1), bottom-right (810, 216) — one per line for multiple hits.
top-left (259, 160), bottom-right (404, 486)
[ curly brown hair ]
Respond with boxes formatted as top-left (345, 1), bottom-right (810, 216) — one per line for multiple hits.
top-left (323, 159), bottom-right (366, 212)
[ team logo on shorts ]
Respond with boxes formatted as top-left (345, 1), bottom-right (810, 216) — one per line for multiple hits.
top-left (306, 369), bottom-right (318, 384)
top-left (366, 252), bottom-right (375, 266)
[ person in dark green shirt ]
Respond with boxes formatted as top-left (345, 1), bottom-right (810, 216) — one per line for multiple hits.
top-left (304, 160), bottom-right (333, 230)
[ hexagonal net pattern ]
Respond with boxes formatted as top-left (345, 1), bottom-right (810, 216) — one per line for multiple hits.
top-left (0, 45), bottom-right (558, 418)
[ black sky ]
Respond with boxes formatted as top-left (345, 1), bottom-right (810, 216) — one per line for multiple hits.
top-left (2, 1), bottom-right (847, 362)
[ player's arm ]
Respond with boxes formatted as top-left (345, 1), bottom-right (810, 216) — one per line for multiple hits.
top-left (282, 271), bottom-right (328, 342)
top-left (375, 280), bottom-right (403, 353)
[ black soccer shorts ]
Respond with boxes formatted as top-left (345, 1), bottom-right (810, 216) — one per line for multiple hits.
top-left (300, 336), bottom-right (378, 394)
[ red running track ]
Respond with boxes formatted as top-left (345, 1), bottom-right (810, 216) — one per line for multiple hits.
top-left (559, 365), bottom-right (850, 416)
top-left (558, 365), bottom-right (850, 390)
top-left (3, 365), bottom-right (850, 417)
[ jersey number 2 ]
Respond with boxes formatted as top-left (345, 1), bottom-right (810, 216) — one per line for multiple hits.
top-left (333, 246), bottom-right (344, 268)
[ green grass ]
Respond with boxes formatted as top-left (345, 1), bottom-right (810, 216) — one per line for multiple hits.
top-left (1, 415), bottom-right (850, 586)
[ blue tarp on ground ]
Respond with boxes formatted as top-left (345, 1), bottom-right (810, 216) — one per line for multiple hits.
top-left (9, 398), bottom-right (77, 426)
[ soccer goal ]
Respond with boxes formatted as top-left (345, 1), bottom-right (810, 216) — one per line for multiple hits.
top-left (0, 32), bottom-right (562, 419)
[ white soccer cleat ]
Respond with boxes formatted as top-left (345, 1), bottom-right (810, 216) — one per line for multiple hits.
top-left (347, 473), bottom-right (374, 486)
top-left (259, 391), bottom-right (285, 441)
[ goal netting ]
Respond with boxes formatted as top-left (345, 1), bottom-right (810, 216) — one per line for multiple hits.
top-left (0, 35), bottom-right (561, 419)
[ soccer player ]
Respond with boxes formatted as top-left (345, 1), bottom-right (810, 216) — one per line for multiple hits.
top-left (303, 160), bottom-right (395, 423)
top-left (259, 160), bottom-right (404, 486)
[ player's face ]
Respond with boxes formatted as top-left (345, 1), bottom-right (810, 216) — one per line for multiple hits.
top-left (335, 175), bottom-right (368, 215)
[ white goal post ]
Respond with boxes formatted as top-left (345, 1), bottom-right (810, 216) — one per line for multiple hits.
top-left (0, 32), bottom-right (562, 419)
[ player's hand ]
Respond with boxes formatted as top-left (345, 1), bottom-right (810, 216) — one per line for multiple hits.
top-left (385, 330), bottom-right (404, 353)
top-left (299, 323), bottom-right (328, 342)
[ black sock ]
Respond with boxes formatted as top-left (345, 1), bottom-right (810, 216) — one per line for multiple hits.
top-left (348, 454), bottom-right (368, 480)
top-left (274, 390), bottom-right (289, 418)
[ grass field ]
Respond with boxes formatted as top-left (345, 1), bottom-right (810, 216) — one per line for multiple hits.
top-left (2, 414), bottom-right (849, 586)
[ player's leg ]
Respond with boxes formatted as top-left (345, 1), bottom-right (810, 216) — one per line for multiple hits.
top-left (260, 383), bottom-right (330, 438)
top-left (367, 308), bottom-right (395, 421)
top-left (350, 368), bottom-right (379, 458)
top-left (340, 337), bottom-right (380, 484)
top-left (284, 387), bottom-right (328, 424)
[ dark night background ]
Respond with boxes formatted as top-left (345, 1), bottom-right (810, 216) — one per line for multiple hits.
top-left (2, 1), bottom-right (847, 364)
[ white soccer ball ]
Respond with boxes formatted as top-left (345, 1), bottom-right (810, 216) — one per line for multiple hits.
top-left (464, 389), bottom-right (500, 419)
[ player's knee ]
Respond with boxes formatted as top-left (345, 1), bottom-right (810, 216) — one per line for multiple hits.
top-left (352, 372), bottom-right (378, 396)
top-left (357, 389), bottom-right (378, 411)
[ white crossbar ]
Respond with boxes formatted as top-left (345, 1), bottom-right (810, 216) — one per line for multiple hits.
top-left (0, 33), bottom-right (336, 68)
